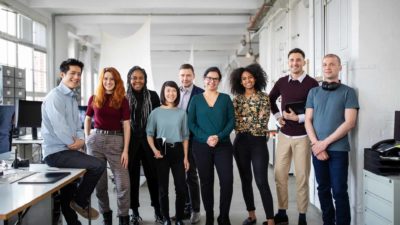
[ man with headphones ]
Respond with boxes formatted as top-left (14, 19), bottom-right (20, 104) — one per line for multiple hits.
top-left (305, 54), bottom-right (359, 225)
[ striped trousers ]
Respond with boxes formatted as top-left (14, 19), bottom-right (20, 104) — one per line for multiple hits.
top-left (86, 132), bottom-right (131, 216)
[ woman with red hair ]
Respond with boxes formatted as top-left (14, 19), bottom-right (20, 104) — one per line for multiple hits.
top-left (84, 67), bottom-right (131, 225)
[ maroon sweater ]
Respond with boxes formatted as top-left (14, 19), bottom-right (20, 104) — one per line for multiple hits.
top-left (269, 74), bottom-right (318, 136)
top-left (86, 95), bottom-right (130, 131)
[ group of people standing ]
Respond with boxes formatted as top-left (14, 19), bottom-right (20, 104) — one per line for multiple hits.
top-left (41, 47), bottom-right (358, 225)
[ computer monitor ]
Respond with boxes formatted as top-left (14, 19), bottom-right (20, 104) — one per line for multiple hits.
top-left (15, 100), bottom-right (42, 140)
top-left (0, 105), bottom-right (15, 153)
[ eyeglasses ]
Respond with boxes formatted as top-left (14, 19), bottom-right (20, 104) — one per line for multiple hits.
top-left (205, 77), bottom-right (220, 82)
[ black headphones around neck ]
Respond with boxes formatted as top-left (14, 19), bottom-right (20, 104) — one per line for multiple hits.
top-left (321, 81), bottom-right (341, 91)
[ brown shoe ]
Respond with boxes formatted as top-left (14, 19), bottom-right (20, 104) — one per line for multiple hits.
top-left (70, 200), bottom-right (100, 220)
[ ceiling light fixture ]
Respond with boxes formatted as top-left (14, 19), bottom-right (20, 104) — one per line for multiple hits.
top-left (246, 32), bottom-right (253, 58)
top-left (240, 35), bottom-right (247, 46)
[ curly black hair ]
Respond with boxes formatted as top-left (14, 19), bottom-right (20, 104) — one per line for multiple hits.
top-left (230, 63), bottom-right (267, 95)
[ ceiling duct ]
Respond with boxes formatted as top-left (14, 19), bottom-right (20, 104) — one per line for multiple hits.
top-left (247, 0), bottom-right (277, 31)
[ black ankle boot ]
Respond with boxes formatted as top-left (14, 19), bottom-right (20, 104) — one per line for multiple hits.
top-left (119, 215), bottom-right (129, 225)
top-left (103, 211), bottom-right (113, 225)
top-left (217, 215), bottom-right (231, 225)
top-left (206, 212), bottom-right (214, 225)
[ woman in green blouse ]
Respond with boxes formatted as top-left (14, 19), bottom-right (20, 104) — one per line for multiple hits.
top-left (187, 67), bottom-right (235, 225)
top-left (230, 64), bottom-right (275, 225)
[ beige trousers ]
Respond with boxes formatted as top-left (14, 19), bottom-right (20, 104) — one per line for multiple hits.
top-left (274, 132), bottom-right (311, 213)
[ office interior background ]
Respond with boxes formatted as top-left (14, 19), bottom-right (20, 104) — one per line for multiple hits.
top-left (1, 0), bottom-right (400, 224)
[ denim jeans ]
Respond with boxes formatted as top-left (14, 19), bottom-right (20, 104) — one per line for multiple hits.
top-left (312, 151), bottom-right (350, 225)
top-left (44, 150), bottom-right (106, 225)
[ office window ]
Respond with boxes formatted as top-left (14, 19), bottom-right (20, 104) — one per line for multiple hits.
top-left (0, 6), bottom-right (16, 36)
top-left (0, 38), bottom-right (7, 65)
top-left (33, 51), bottom-right (46, 93)
top-left (17, 44), bottom-right (33, 92)
top-left (18, 14), bottom-right (33, 43)
top-left (0, 38), bottom-right (17, 66)
top-left (0, 4), bottom-right (48, 100)
top-left (33, 21), bottom-right (46, 47)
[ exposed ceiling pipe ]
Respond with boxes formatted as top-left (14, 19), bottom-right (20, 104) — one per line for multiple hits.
top-left (247, 0), bottom-right (277, 31)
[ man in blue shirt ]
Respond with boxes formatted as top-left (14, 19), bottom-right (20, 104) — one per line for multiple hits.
top-left (305, 54), bottom-right (359, 225)
top-left (42, 58), bottom-right (106, 225)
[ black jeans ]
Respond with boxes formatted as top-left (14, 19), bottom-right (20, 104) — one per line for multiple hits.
top-left (128, 136), bottom-right (160, 210)
top-left (185, 142), bottom-right (201, 212)
top-left (155, 142), bottom-right (186, 220)
top-left (233, 133), bottom-right (274, 219)
top-left (192, 141), bottom-right (233, 219)
top-left (44, 150), bottom-right (106, 225)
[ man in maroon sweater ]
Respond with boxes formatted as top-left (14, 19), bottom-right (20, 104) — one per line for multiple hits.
top-left (269, 48), bottom-right (318, 225)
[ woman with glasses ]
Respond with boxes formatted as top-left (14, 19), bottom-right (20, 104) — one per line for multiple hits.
top-left (146, 81), bottom-right (190, 225)
top-left (126, 66), bottom-right (163, 224)
top-left (187, 67), bottom-right (235, 225)
top-left (84, 67), bottom-right (131, 225)
top-left (230, 64), bottom-right (275, 225)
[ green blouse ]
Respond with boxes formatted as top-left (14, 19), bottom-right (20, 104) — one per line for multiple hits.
top-left (233, 91), bottom-right (270, 136)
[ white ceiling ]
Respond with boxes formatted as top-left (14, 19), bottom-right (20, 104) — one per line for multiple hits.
top-left (16, 0), bottom-right (267, 88)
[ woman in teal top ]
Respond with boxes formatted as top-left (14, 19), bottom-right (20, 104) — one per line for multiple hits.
top-left (146, 81), bottom-right (189, 225)
top-left (187, 67), bottom-right (235, 225)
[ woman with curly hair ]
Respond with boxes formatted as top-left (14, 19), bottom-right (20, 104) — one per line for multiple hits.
top-left (230, 64), bottom-right (275, 225)
top-left (84, 67), bottom-right (131, 225)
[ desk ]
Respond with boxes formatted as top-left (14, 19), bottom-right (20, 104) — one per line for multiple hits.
top-left (0, 164), bottom-right (85, 225)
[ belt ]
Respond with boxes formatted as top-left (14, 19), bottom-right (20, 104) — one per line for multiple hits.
top-left (163, 142), bottom-right (182, 149)
top-left (95, 129), bottom-right (123, 136)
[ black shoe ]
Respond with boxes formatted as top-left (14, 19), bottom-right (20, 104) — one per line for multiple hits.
top-left (119, 215), bottom-right (129, 225)
top-left (155, 213), bottom-right (163, 224)
top-left (298, 219), bottom-right (307, 225)
top-left (171, 212), bottom-right (190, 221)
top-left (274, 213), bottom-right (289, 225)
top-left (206, 216), bottom-right (214, 225)
top-left (163, 219), bottom-right (172, 225)
top-left (217, 216), bottom-right (231, 225)
top-left (242, 217), bottom-right (256, 225)
top-left (103, 211), bottom-right (113, 225)
top-left (130, 214), bottom-right (142, 225)
top-left (176, 220), bottom-right (185, 225)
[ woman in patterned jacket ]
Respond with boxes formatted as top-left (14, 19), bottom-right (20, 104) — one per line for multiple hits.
top-left (230, 64), bottom-right (275, 225)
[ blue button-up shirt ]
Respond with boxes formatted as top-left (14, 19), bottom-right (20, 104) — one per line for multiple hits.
top-left (41, 82), bottom-right (84, 158)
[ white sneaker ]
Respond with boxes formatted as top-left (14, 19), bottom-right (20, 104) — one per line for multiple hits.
top-left (190, 212), bottom-right (201, 224)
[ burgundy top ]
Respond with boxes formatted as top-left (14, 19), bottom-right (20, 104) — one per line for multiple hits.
top-left (86, 95), bottom-right (130, 131)
top-left (269, 74), bottom-right (318, 136)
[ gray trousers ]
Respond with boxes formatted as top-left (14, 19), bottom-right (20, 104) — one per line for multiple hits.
top-left (86, 132), bottom-right (131, 216)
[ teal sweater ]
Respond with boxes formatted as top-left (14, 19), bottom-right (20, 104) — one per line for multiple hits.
top-left (187, 93), bottom-right (235, 143)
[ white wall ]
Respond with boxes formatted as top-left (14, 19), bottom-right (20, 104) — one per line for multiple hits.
top-left (351, 0), bottom-right (400, 223)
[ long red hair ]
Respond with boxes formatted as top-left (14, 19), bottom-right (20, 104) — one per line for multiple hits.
top-left (93, 67), bottom-right (126, 109)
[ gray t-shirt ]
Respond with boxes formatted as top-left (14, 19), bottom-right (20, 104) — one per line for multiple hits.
top-left (306, 84), bottom-right (359, 151)
top-left (146, 107), bottom-right (189, 143)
